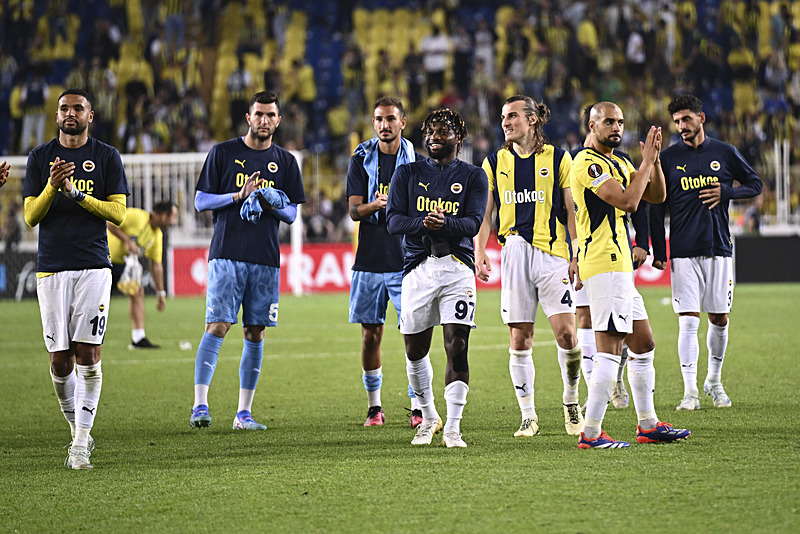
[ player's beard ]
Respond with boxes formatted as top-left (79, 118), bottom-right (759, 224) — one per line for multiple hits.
top-left (681, 127), bottom-right (700, 143)
top-left (426, 142), bottom-right (457, 160)
top-left (250, 125), bottom-right (274, 142)
top-left (598, 135), bottom-right (621, 149)
top-left (58, 121), bottom-right (88, 136)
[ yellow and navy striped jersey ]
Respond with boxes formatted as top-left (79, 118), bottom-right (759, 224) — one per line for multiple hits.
top-left (571, 148), bottom-right (635, 279)
top-left (482, 144), bottom-right (571, 260)
top-left (107, 208), bottom-right (163, 264)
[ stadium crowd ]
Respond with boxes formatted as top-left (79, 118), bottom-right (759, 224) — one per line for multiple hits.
top-left (1, 0), bottom-right (798, 238)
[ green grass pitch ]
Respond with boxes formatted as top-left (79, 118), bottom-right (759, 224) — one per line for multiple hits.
top-left (1, 285), bottom-right (798, 532)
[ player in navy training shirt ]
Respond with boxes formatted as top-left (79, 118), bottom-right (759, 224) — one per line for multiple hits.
top-left (346, 97), bottom-right (422, 428)
top-left (651, 94), bottom-right (762, 411)
top-left (387, 108), bottom-right (488, 448)
top-left (23, 88), bottom-right (129, 469)
top-left (189, 91), bottom-right (305, 431)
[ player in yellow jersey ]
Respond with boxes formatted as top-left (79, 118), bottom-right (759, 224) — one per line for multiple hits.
top-left (107, 201), bottom-right (178, 349)
top-left (476, 95), bottom-right (584, 438)
top-left (571, 101), bottom-right (689, 448)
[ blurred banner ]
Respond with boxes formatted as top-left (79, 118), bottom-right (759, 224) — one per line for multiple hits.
top-left (168, 241), bottom-right (672, 297)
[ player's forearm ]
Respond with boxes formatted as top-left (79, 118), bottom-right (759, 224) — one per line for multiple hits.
top-left (386, 213), bottom-right (424, 235)
top-left (268, 203), bottom-right (298, 224)
top-left (725, 177), bottom-right (763, 201)
top-left (439, 213), bottom-right (483, 238)
top-left (78, 194), bottom-right (127, 225)
top-left (23, 183), bottom-right (59, 227)
top-left (151, 262), bottom-right (165, 291)
top-left (195, 190), bottom-right (236, 212)
top-left (641, 160), bottom-right (666, 204)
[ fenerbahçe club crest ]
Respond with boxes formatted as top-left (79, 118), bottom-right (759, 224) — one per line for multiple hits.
top-left (450, 183), bottom-right (463, 194)
top-left (83, 160), bottom-right (96, 172)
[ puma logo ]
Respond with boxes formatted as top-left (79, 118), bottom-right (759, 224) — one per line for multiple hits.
top-left (235, 159), bottom-right (246, 168)
top-left (500, 171), bottom-right (510, 180)
top-left (514, 383), bottom-right (527, 391)
top-left (418, 182), bottom-right (429, 191)
top-left (413, 390), bottom-right (425, 398)
top-left (82, 406), bottom-right (96, 415)
top-left (618, 314), bottom-right (628, 323)
top-left (46, 333), bottom-right (55, 342)
top-left (676, 165), bottom-right (686, 172)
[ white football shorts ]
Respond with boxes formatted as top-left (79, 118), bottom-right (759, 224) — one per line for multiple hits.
top-left (399, 255), bottom-right (477, 334)
top-left (574, 285), bottom-right (589, 308)
top-left (500, 235), bottom-right (575, 323)
top-left (584, 271), bottom-right (647, 334)
top-left (37, 269), bottom-right (112, 352)
top-left (670, 256), bottom-right (733, 314)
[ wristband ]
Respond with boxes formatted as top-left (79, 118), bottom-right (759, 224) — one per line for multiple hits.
top-left (66, 187), bottom-right (85, 202)
top-left (156, 290), bottom-right (166, 297)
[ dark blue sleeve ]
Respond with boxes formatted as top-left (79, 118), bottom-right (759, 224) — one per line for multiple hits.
top-left (196, 145), bottom-right (221, 194)
top-left (631, 201), bottom-right (650, 253)
top-left (649, 201), bottom-right (668, 262)
top-left (437, 166), bottom-right (488, 239)
top-left (105, 147), bottom-right (130, 196)
top-left (23, 149), bottom-right (45, 197)
top-left (720, 145), bottom-right (762, 202)
top-left (345, 155), bottom-right (367, 199)
top-left (386, 164), bottom-right (425, 235)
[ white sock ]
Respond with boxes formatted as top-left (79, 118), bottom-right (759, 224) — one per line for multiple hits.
top-left (194, 384), bottom-right (210, 408)
top-left (577, 327), bottom-right (596, 385)
top-left (557, 343), bottom-right (582, 404)
top-left (74, 362), bottom-right (102, 445)
top-left (618, 345), bottom-right (628, 381)
top-left (237, 389), bottom-right (256, 413)
top-left (74, 427), bottom-right (91, 449)
top-left (678, 315), bottom-right (700, 395)
top-left (509, 348), bottom-right (536, 420)
top-left (407, 354), bottom-right (437, 420)
top-left (51, 369), bottom-right (77, 437)
top-left (627, 349), bottom-right (658, 429)
top-left (364, 367), bottom-right (382, 407)
top-left (706, 322), bottom-right (729, 384)
top-left (132, 328), bottom-right (146, 343)
top-left (443, 380), bottom-right (469, 434)
top-left (583, 352), bottom-right (619, 439)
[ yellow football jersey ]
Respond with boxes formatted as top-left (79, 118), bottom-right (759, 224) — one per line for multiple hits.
top-left (107, 208), bottom-right (163, 264)
top-left (570, 148), bottom-right (634, 279)
top-left (482, 144), bottom-right (572, 261)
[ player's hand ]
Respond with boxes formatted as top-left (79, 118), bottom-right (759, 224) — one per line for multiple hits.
top-left (639, 126), bottom-right (661, 164)
top-left (373, 191), bottom-right (388, 211)
top-left (632, 246), bottom-right (648, 268)
top-left (156, 295), bottom-right (166, 311)
top-left (237, 171), bottom-right (259, 201)
top-left (423, 205), bottom-right (444, 230)
top-left (699, 182), bottom-right (722, 209)
top-left (126, 240), bottom-right (138, 255)
top-left (652, 259), bottom-right (667, 270)
top-left (570, 257), bottom-right (583, 290)
top-left (475, 250), bottom-right (492, 282)
top-left (0, 160), bottom-right (9, 188)
top-left (49, 157), bottom-right (75, 189)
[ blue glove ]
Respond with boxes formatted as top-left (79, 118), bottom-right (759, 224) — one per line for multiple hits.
top-left (257, 187), bottom-right (289, 209)
top-left (240, 192), bottom-right (264, 224)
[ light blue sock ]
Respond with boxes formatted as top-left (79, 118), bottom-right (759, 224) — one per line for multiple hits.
top-left (194, 332), bottom-right (223, 386)
top-left (239, 339), bottom-right (263, 390)
top-left (363, 370), bottom-right (383, 392)
top-left (408, 384), bottom-right (416, 399)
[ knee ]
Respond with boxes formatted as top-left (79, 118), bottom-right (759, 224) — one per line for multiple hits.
top-left (709, 314), bottom-right (729, 327)
top-left (555, 328), bottom-right (577, 350)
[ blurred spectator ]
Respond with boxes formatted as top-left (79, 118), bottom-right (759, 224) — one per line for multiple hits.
top-left (227, 58), bottom-right (253, 135)
top-left (743, 195), bottom-right (763, 235)
top-left (452, 26), bottom-right (473, 99)
top-left (162, 0), bottom-right (185, 55)
top-left (402, 43), bottom-right (425, 111)
top-left (19, 72), bottom-right (49, 154)
top-left (86, 18), bottom-right (120, 66)
top-left (420, 26), bottom-right (451, 96)
top-left (472, 16), bottom-right (496, 78)
top-left (2, 201), bottom-right (22, 251)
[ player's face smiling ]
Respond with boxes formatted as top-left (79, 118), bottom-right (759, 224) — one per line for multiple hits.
top-left (424, 121), bottom-right (458, 162)
top-left (592, 108), bottom-right (624, 149)
top-left (373, 105), bottom-right (406, 144)
top-left (501, 100), bottom-right (534, 146)
top-left (673, 109), bottom-right (704, 146)
top-left (56, 95), bottom-right (93, 136)
top-left (247, 102), bottom-right (281, 141)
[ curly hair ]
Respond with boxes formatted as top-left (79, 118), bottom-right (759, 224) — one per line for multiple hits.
top-left (668, 94), bottom-right (703, 115)
top-left (501, 95), bottom-right (550, 154)
top-left (421, 108), bottom-right (468, 141)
